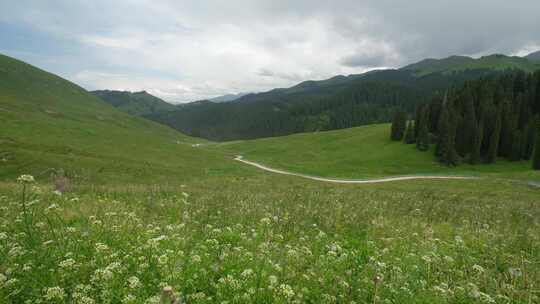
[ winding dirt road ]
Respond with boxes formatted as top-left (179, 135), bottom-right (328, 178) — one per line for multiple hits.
top-left (234, 156), bottom-right (476, 184)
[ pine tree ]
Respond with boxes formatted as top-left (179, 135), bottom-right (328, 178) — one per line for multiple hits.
top-left (523, 116), bottom-right (538, 160)
top-left (435, 96), bottom-right (450, 157)
top-left (498, 101), bottom-right (514, 158)
top-left (404, 121), bottom-right (415, 144)
top-left (462, 90), bottom-right (477, 156)
top-left (469, 120), bottom-right (483, 164)
top-left (442, 110), bottom-right (459, 166)
top-left (390, 112), bottom-right (407, 141)
top-left (510, 130), bottom-right (522, 161)
top-left (533, 122), bottom-right (540, 170)
top-left (416, 110), bottom-right (430, 151)
top-left (486, 107), bottom-right (502, 164)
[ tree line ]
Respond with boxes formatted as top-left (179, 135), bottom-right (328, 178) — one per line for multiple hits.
top-left (391, 70), bottom-right (540, 169)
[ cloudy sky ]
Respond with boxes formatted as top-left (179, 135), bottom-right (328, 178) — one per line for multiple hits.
top-left (1, 1), bottom-right (539, 103)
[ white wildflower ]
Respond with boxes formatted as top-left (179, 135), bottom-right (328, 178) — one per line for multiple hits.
top-left (191, 255), bottom-right (201, 263)
top-left (472, 264), bottom-right (485, 273)
top-left (157, 254), bottom-right (168, 265)
top-left (278, 284), bottom-right (295, 299)
top-left (59, 258), bottom-right (76, 269)
top-left (128, 276), bottom-right (141, 289)
top-left (17, 174), bottom-right (35, 183)
top-left (44, 286), bottom-right (65, 301)
top-left (241, 269), bottom-right (254, 278)
top-left (268, 275), bottom-right (278, 286)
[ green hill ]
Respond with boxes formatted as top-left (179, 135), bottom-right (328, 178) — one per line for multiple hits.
top-left (91, 90), bottom-right (177, 116)
top-left (0, 54), bottom-right (234, 184)
top-left (214, 123), bottom-right (539, 181)
top-left (148, 53), bottom-right (540, 141)
top-left (402, 54), bottom-right (540, 76)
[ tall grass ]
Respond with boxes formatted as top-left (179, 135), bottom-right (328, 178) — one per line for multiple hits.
top-left (1, 176), bottom-right (538, 303)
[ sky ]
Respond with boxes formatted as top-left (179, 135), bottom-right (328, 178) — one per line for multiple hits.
top-left (1, 1), bottom-right (540, 103)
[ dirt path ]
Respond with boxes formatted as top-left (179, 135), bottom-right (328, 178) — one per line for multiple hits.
top-left (234, 156), bottom-right (476, 184)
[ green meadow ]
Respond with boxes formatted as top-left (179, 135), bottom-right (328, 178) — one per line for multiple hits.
top-left (1, 54), bottom-right (539, 303)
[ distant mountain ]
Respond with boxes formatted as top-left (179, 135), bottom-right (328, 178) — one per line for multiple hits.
top-left (147, 52), bottom-right (540, 141)
top-left (92, 90), bottom-right (177, 116)
top-left (209, 92), bottom-right (250, 103)
top-left (525, 50), bottom-right (540, 61)
top-left (402, 54), bottom-right (539, 75)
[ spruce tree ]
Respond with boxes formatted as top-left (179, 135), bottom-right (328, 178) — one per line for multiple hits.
top-left (486, 108), bottom-right (502, 164)
top-left (470, 120), bottom-right (483, 164)
top-left (404, 121), bottom-right (415, 144)
top-left (510, 130), bottom-right (522, 161)
top-left (523, 116), bottom-right (538, 160)
top-left (462, 90), bottom-right (477, 156)
top-left (390, 112), bottom-right (407, 141)
top-left (435, 99), bottom-right (450, 157)
top-left (416, 113), bottom-right (430, 152)
top-left (442, 110), bottom-right (459, 166)
top-left (533, 132), bottom-right (540, 170)
top-left (499, 102), bottom-right (514, 158)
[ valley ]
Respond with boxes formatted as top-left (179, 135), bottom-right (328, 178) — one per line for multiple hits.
top-left (1, 47), bottom-right (539, 303)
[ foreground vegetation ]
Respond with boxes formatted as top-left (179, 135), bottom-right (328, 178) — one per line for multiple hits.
top-left (2, 53), bottom-right (539, 303)
top-left (1, 176), bottom-right (539, 303)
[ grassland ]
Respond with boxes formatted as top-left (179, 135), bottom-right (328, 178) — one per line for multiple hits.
top-left (1, 175), bottom-right (539, 303)
top-left (0, 54), bottom-right (244, 185)
top-left (214, 123), bottom-right (540, 182)
top-left (1, 53), bottom-right (539, 303)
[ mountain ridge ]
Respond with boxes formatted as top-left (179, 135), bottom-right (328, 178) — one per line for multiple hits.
top-left (147, 52), bottom-right (540, 141)
top-left (91, 89), bottom-right (177, 116)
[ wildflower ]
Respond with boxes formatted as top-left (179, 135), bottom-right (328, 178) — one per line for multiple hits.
top-left (158, 254), bottom-right (168, 265)
top-left (472, 264), bottom-right (485, 273)
top-left (122, 294), bottom-right (137, 303)
top-left (59, 258), bottom-right (76, 269)
top-left (260, 217), bottom-right (271, 225)
top-left (17, 174), bottom-right (35, 183)
top-left (278, 284), bottom-right (295, 299)
top-left (95, 242), bottom-right (109, 252)
top-left (53, 190), bottom-right (62, 196)
top-left (508, 268), bottom-right (522, 277)
top-left (44, 286), bottom-right (65, 301)
top-left (268, 275), bottom-right (278, 286)
top-left (191, 255), bottom-right (201, 263)
top-left (128, 276), bottom-right (141, 289)
top-left (241, 269), bottom-right (254, 278)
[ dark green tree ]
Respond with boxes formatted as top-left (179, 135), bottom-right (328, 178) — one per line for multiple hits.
top-left (523, 116), bottom-right (538, 160)
top-left (404, 121), bottom-right (415, 144)
top-left (435, 95), bottom-right (450, 157)
top-left (533, 123), bottom-right (540, 170)
top-left (486, 107), bottom-right (502, 164)
top-left (390, 111), bottom-right (407, 141)
top-left (509, 130), bottom-right (522, 161)
top-left (469, 120), bottom-right (484, 164)
top-left (442, 110), bottom-right (459, 166)
top-left (416, 111), bottom-right (430, 151)
top-left (462, 90), bottom-right (477, 156)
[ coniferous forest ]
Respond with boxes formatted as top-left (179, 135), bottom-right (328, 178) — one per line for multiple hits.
top-left (393, 70), bottom-right (540, 168)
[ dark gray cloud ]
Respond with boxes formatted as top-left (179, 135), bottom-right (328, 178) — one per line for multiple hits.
top-left (1, 0), bottom-right (539, 102)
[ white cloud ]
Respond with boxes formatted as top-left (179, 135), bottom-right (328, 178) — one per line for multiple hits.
top-left (2, 0), bottom-right (540, 102)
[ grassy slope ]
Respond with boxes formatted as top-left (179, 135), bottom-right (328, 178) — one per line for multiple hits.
top-left (0, 54), bottom-right (241, 185)
top-left (214, 123), bottom-right (540, 181)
